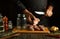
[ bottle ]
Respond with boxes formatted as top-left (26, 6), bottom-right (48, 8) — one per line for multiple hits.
top-left (21, 14), bottom-right (27, 30)
top-left (3, 16), bottom-right (8, 32)
top-left (8, 21), bottom-right (13, 31)
top-left (0, 13), bottom-right (3, 26)
top-left (16, 14), bottom-right (21, 29)
top-left (0, 13), bottom-right (4, 32)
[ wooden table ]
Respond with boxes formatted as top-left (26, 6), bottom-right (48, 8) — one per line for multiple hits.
top-left (1, 28), bottom-right (60, 39)
top-left (0, 32), bottom-right (20, 39)
top-left (47, 33), bottom-right (60, 38)
top-left (0, 28), bottom-right (50, 39)
top-left (12, 27), bottom-right (50, 34)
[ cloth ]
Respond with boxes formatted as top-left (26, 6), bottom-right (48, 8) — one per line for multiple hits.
top-left (20, 0), bottom-right (47, 11)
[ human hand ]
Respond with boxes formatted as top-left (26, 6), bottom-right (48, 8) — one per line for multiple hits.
top-left (33, 18), bottom-right (40, 25)
top-left (28, 25), bottom-right (40, 31)
top-left (26, 17), bottom-right (40, 31)
top-left (29, 18), bottom-right (40, 31)
top-left (26, 14), bottom-right (40, 25)
top-left (26, 15), bottom-right (33, 24)
top-left (24, 9), bottom-right (40, 24)
top-left (45, 9), bottom-right (53, 17)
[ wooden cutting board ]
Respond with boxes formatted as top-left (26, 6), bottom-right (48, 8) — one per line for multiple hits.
top-left (12, 27), bottom-right (50, 34)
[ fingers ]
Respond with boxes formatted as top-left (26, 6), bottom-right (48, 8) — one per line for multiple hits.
top-left (33, 18), bottom-right (40, 25)
top-left (27, 18), bottom-right (40, 31)
top-left (45, 10), bottom-right (53, 17)
top-left (39, 25), bottom-right (45, 31)
top-left (29, 25), bottom-right (35, 31)
top-left (27, 25), bottom-right (35, 31)
top-left (33, 25), bottom-right (40, 31)
top-left (27, 25), bottom-right (40, 31)
top-left (26, 16), bottom-right (33, 24)
top-left (26, 16), bottom-right (31, 21)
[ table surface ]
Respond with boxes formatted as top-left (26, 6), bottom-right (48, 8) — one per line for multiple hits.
top-left (0, 28), bottom-right (60, 39)
top-left (0, 32), bottom-right (20, 39)
top-left (0, 28), bottom-right (50, 39)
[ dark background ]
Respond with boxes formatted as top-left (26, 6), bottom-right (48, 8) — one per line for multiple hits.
top-left (50, 0), bottom-right (60, 28)
top-left (0, 0), bottom-right (60, 28)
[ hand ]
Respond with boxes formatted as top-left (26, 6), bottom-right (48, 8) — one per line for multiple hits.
top-left (23, 9), bottom-right (40, 24)
top-left (26, 13), bottom-right (40, 25)
top-left (33, 18), bottom-right (40, 25)
top-left (28, 25), bottom-right (40, 31)
top-left (26, 15), bottom-right (32, 24)
top-left (26, 16), bottom-right (33, 25)
top-left (45, 9), bottom-right (53, 17)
